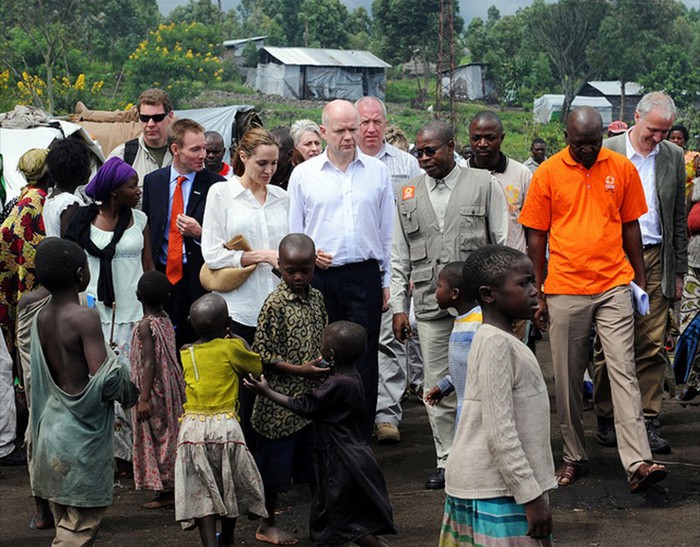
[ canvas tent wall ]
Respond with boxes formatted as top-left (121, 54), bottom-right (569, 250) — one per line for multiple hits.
top-left (73, 104), bottom-right (260, 164)
top-left (579, 81), bottom-right (642, 122)
top-left (533, 94), bottom-right (613, 125)
top-left (1, 107), bottom-right (104, 202)
top-left (250, 47), bottom-right (391, 100)
top-left (440, 63), bottom-right (494, 100)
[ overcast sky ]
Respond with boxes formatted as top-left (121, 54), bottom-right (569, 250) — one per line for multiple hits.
top-left (157, 0), bottom-right (699, 23)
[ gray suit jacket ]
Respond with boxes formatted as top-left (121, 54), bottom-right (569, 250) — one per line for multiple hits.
top-left (604, 134), bottom-right (688, 298)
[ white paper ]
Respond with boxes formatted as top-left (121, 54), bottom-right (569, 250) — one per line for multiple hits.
top-left (630, 282), bottom-right (650, 315)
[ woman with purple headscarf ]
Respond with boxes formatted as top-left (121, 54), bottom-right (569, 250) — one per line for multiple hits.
top-left (65, 156), bottom-right (154, 465)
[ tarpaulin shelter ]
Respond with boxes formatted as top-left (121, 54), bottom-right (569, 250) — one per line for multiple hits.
top-left (72, 103), bottom-right (261, 164)
top-left (0, 105), bottom-right (104, 202)
top-left (533, 94), bottom-right (613, 125)
top-left (250, 46), bottom-right (391, 100)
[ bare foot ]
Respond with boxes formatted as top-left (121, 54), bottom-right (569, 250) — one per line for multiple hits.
top-left (29, 513), bottom-right (54, 530)
top-left (255, 521), bottom-right (298, 545)
top-left (141, 492), bottom-right (174, 509)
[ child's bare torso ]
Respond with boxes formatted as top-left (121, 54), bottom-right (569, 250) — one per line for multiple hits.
top-left (37, 302), bottom-right (103, 395)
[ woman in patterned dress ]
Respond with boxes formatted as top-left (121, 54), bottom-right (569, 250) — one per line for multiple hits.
top-left (0, 148), bottom-right (50, 353)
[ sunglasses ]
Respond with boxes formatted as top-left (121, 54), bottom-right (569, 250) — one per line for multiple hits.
top-left (412, 142), bottom-right (448, 158)
top-left (139, 113), bottom-right (168, 123)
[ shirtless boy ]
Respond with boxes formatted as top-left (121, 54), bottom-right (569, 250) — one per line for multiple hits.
top-left (30, 238), bottom-right (138, 546)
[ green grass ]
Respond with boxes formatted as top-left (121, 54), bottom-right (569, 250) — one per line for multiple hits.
top-left (192, 77), bottom-right (567, 163)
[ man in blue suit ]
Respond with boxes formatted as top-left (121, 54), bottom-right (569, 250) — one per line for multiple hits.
top-left (142, 118), bottom-right (224, 348)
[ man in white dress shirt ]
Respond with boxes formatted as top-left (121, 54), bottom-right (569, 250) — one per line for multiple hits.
top-left (288, 99), bottom-right (395, 438)
top-left (355, 96), bottom-right (421, 444)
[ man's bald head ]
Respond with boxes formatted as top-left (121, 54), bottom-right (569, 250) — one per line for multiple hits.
top-left (321, 100), bottom-right (360, 163)
top-left (204, 131), bottom-right (226, 172)
top-left (322, 100), bottom-right (359, 127)
top-left (566, 106), bottom-right (603, 136)
top-left (565, 107), bottom-right (603, 169)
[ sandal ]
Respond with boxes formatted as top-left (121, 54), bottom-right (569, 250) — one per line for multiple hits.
top-left (556, 461), bottom-right (586, 486)
top-left (675, 386), bottom-right (699, 403)
top-left (629, 462), bottom-right (667, 494)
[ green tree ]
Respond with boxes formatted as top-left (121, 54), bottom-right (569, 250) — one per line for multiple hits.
top-left (238, 0), bottom-right (302, 46)
top-left (348, 7), bottom-right (372, 50)
top-left (123, 21), bottom-right (224, 106)
top-left (298, 0), bottom-right (350, 48)
top-left (0, 0), bottom-right (100, 111)
top-left (638, 45), bottom-right (700, 109)
top-left (528, 0), bottom-right (608, 120)
top-left (589, 0), bottom-right (685, 120)
top-left (465, 6), bottom-right (557, 105)
top-left (372, 0), bottom-right (463, 107)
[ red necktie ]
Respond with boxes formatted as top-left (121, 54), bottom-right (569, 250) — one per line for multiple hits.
top-left (166, 176), bottom-right (186, 285)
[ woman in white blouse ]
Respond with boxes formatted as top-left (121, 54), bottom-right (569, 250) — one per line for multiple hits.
top-left (201, 127), bottom-right (289, 343)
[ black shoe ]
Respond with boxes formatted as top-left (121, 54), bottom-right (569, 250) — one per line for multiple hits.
top-left (596, 417), bottom-right (617, 447)
top-left (646, 419), bottom-right (671, 454)
top-left (0, 447), bottom-right (27, 466)
top-left (425, 468), bottom-right (445, 489)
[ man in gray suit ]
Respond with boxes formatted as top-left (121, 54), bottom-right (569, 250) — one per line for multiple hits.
top-left (595, 92), bottom-right (688, 454)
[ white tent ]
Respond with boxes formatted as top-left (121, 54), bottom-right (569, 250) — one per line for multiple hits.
top-left (174, 105), bottom-right (257, 164)
top-left (533, 94), bottom-right (613, 125)
top-left (1, 120), bottom-right (104, 201)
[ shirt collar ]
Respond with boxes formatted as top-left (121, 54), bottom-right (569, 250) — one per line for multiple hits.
top-left (280, 280), bottom-right (311, 302)
top-left (468, 152), bottom-right (508, 174)
top-left (169, 166), bottom-right (195, 184)
top-left (625, 128), bottom-right (660, 160)
top-left (428, 162), bottom-right (460, 191)
top-left (320, 148), bottom-right (365, 172)
top-left (375, 142), bottom-right (395, 160)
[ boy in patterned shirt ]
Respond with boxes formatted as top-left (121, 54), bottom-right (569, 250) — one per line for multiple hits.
top-left (251, 233), bottom-right (328, 545)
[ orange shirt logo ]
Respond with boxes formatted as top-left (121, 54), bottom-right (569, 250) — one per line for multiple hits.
top-left (402, 186), bottom-right (415, 200)
top-left (605, 175), bottom-right (616, 192)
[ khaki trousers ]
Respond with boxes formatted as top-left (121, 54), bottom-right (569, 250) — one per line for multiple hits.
top-left (595, 246), bottom-right (669, 418)
top-left (49, 503), bottom-right (107, 547)
top-left (416, 316), bottom-right (456, 468)
top-left (548, 285), bottom-right (651, 477)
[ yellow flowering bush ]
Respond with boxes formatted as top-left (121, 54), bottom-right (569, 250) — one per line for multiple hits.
top-left (1, 72), bottom-right (105, 114)
top-left (125, 21), bottom-right (224, 104)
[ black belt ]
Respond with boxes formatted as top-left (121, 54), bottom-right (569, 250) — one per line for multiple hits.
top-left (643, 243), bottom-right (661, 250)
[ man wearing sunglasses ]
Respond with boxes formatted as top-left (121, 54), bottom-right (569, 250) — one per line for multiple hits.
top-left (109, 88), bottom-right (174, 205)
top-left (391, 121), bottom-right (509, 489)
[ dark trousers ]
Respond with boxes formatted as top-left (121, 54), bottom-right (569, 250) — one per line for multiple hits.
top-left (312, 259), bottom-right (382, 438)
top-left (156, 262), bottom-right (199, 351)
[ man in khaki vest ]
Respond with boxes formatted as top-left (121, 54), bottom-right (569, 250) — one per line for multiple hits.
top-left (391, 121), bottom-right (509, 489)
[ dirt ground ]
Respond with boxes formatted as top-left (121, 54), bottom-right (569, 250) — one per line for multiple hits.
top-left (2, 337), bottom-right (700, 546)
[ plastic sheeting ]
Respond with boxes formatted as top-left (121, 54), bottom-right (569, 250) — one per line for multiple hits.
top-left (253, 63), bottom-right (386, 100)
top-left (174, 105), bottom-right (256, 164)
top-left (0, 120), bottom-right (104, 200)
top-left (440, 65), bottom-right (493, 100)
top-left (533, 94), bottom-right (613, 125)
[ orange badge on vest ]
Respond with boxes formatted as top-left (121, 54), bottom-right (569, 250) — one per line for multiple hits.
top-left (402, 186), bottom-right (415, 200)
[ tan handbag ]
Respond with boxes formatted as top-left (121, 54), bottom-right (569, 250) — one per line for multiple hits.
top-left (199, 234), bottom-right (257, 292)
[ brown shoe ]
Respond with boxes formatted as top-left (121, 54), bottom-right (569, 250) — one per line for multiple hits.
top-left (629, 463), bottom-right (667, 494)
top-left (376, 422), bottom-right (401, 444)
top-left (555, 461), bottom-right (586, 486)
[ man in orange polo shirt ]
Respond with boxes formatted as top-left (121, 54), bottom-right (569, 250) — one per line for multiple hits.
top-left (519, 106), bottom-right (667, 494)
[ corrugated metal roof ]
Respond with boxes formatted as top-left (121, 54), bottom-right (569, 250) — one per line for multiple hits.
top-left (587, 81), bottom-right (643, 96)
top-left (262, 47), bottom-right (391, 68)
top-left (223, 36), bottom-right (267, 48)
